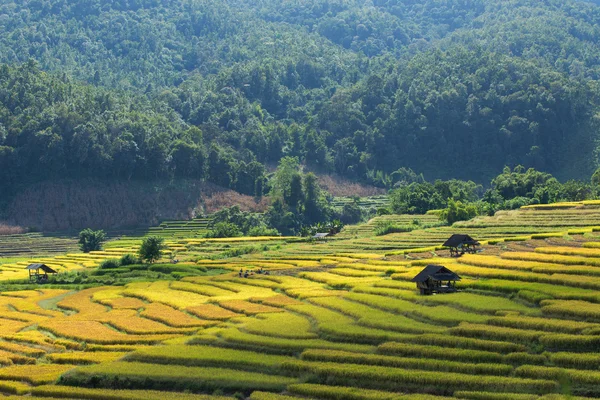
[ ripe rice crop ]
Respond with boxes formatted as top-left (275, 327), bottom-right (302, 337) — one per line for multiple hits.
top-left (0, 364), bottom-right (76, 384)
top-left (218, 300), bottom-right (284, 315)
top-left (84, 344), bottom-right (153, 352)
top-left (531, 233), bottom-right (566, 239)
top-left (288, 383), bottom-right (452, 400)
top-left (170, 281), bottom-right (235, 297)
top-left (418, 291), bottom-right (539, 316)
top-left (329, 268), bottom-right (382, 277)
top-left (57, 288), bottom-right (109, 315)
top-left (309, 296), bottom-right (443, 334)
top-left (0, 349), bottom-right (35, 364)
top-left (249, 392), bottom-right (300, 400)
top-left (535, 246), bottom-right (600, 258)
top-left (515, 365), bottom-right (600, 386)
top-left (242, 312), bottom-right (317, 339)
top-left (101, 297), bottom-right (146, 310)
top-left (540, 299), bottom-right (600, 320)
top-left (47, 351), bottom-right (127, 364)
top-left (449, 323), bottom-right (544, 343)
top-left (252, 295), bottom-right (302, 307)
top-left (454, 391), bottom-right (538, 400)
top-left (289, 303), bottom-right (414, 344)
top-left (301, 349), bottom-right (513, 375)
top-left (539, 333), bottom-right (600, 351)
top-left (0, 341), bottom-right (46, 356)
top-left (140, 303), bottom-right (214, 328)
top-left (346, 291), bottom-right (489, 325)
top-left (459, 254), bottom-right (557, 271)
top-left (454, 264), bottom-right (600, 290)
top-left (378, 342), bottom-right (503, 363)
top-left (39, 320), bottom-right (175, 344)
top-left (402, 333), bottom-right (526, 353)
top-left (548, 352), bottom-right (600, 369)
top-left (0, 380), bottom-right (31, 395)
top-left (185, 304), bottom-right (241, 320)
top-left (487, 315), bottom-right (598, 334)
top-left (372, 280), bottom-right (416, 290)
top-left (501, 252), bottom-right (600, 267)
top-left (463, 279), bottom-right (600, 303)
top-left (339, 263), bottom-right (407, 273)
top-left (60, 361), bottom-right (295, 392)
top-left (502, 352), bottom-right (547, 366)
top-left (283, 287), bottom-right (341, 299)
top-left (31, 385), bottom-right (233, 399)
top-left (97, 309), bottom-right (196, 335)
top-left (193, 328), bottom-right (376, 355)
top-left (125, 345), bottom-right (288, 372)
top-left (281, 360), bottom-right (557, 394)
top-left (299, 271), bottom-right (381, 286)
top-left (334, 253), bottom-right (384, 259)
top-left (123, 282), bottom-right (211, 309)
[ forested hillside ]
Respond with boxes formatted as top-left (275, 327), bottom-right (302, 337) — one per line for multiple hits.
top-left (2, 0), bottom-right (600, 199)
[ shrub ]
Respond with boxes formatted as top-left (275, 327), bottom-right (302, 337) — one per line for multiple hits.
top-left (99, 259), bottom-right (120, 269)
top-left (440, 199), bottom-right (479, 225)
top-left (120, 254), bottom-right (139, 266)
top-left (247, 226), bottom-right (280, 237)
top-left (205, 222), bottom-right (242, 238)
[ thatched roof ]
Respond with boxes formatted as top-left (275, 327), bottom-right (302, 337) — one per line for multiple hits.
top-left (411, 265), bottom-right (461, 283)
top-left (443, 234), bottom-right (479, 248)
top-left (25, 264), bottom-right (58, 274)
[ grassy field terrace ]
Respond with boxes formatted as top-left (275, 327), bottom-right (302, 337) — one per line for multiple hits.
top-left (0, 233), bottom-right (78, 258)
top-left (330, 195), bottom-right (390, 211)
top-left (0, 202), bottom-right (600, 398)
top-left (145, 217), bottom-right (213, 238)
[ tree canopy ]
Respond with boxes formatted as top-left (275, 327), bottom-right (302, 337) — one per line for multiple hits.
top-left (2, 0), bottom-right (600, 203)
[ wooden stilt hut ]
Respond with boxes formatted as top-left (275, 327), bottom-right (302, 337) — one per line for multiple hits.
top-left (412, 264), bottom-right (461, 295)
top-left (25, 264), bottom-right (57, 283)
top-left (443, 234), bottom-right (480, 257)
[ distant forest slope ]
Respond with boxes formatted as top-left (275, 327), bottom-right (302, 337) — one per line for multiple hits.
top-left (1, 0), bottom-right (600, 200)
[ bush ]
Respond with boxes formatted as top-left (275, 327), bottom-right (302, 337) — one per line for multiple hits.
top-left (120, 254), bottom-right (139, 266)
top-left (205, 222), bottom-right (242, 238)
top-left (99, 259), bottom-right (120, 269)
top-left (247, 225), bottom-right (280, 237)
top-left (376, 207), bottom-right (391, 216)
top-left (440, 199), bottom-right (479, 225)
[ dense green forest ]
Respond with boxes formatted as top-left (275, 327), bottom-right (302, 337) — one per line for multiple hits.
top-left (2, 0), bottom-right (600, 200)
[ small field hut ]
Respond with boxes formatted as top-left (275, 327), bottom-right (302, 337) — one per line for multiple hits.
top-left (412, 264), bottom-right (461, 295)
top-left (443, 234), bottom-right (479, 257)
top-left (26, 264), bottom-right (57, 283)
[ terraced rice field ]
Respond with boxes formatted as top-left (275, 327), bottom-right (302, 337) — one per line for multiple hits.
top-left (1, 202), bottom-right (600, 398)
